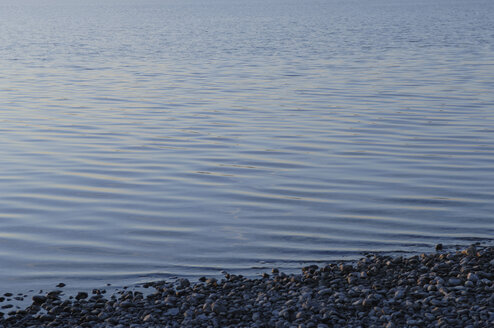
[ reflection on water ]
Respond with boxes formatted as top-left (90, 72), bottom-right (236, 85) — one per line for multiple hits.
top-left (0, 0), bottom-right (494, 290)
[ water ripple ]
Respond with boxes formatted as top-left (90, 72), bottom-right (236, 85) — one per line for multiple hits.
top-left (0, 0), bottom-right (493, 291)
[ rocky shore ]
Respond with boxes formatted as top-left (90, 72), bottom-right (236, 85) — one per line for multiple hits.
top-left (1, 244), bottom-right (493, 328)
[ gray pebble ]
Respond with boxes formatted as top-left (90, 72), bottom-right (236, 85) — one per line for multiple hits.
top-left (1, 244), bottom-right (493, 328)
top-left (449, 278), bottom-right (461, 286)
top-left (75, 292), bottom-right (88, 300)
top-left (467, 273), bottom-right (479, 282)
top-left (165, 307), bottom-right (179, 316)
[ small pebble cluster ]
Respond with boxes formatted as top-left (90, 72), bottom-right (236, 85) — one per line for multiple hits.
top-left (1, 245), bottom-right (493, 327)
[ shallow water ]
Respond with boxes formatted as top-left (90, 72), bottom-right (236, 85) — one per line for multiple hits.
top-left (1, 0), bottom-right (494, 291)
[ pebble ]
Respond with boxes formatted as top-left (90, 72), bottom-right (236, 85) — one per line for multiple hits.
top-left (464, 245), bottom-right (477, 257)
top-left (467, 273), bottom-right (478, 282)
top-left (32, 295), bottom-right (47, 304)
top-left (75, 292), bottom-right (88, 300)
top-left (394, 289), bottom-right (405, 299)
top-left (1, 244), bottom-right (493, 328)
top-left (142, 314), bottom-right (153, 322)
top-left (165, 307), bottom-right (179, 316)
top-left (449, 278), bottom-right (461, 286)
top-left (211, 302), bottom-right (226, 314)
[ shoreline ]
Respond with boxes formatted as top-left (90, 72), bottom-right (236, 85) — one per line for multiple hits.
top-left (1, 244), bottom-right (493, 327)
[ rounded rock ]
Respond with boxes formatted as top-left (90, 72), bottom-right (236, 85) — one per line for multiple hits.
top-left (75, 292), bottom-right (88, 300)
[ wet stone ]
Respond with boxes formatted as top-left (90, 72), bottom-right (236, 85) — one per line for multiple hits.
top-left (75, 292), bottom-right (88, 300)
top-left (0, 244), bottom-right (493, 328)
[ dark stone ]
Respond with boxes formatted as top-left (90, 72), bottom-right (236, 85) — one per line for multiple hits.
top-left (75, 292), bottom-right (88, 300)
top-left (32, 295), bottom-right (48, 305)
top-left (0, 244), bottom-right (493, 328)
top-left (47, 291), bottom-right (62, 299)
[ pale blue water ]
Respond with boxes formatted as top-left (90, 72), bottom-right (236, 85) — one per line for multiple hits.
top-left (1, 0), bottom-right (493, 290)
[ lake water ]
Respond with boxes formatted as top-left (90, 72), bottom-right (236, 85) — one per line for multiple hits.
top-left (1, 0), bottom-right (493, 291)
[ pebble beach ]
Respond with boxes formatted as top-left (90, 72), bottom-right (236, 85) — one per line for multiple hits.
top-left (0, 244), bottom-right (493, 327)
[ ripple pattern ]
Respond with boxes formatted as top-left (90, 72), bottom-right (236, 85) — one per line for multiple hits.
top-left (0, 0), bottom-right (494, 290)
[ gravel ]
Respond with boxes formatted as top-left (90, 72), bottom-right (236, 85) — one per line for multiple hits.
top-left (1, 244), bottom-right (493, 327)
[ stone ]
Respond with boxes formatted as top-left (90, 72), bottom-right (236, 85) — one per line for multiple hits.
top-left (211, 302), bottom-right (226, 314)
top-left (32, 295), bottom-right (47, 304)
top-left (394, 289), bottom-right (405, 299)
top-left (467, 273), bottom-right (479, 282)
top-left (449, 278), bottom-right (462, 286)
top-left (75, 292), bottom-right (88, 300)
top-left (165, 308), bottom-right (179, 316)
top-left (1, 244), bottom-right (493, 328)
top-left (143, 314), bottom-right (153, 322)
top-left (464, 245), bottom-right (477, 257)
top-left (176, 278), bottom-right (190, 289)
top-left (317, 288), bottom-right (331, 296)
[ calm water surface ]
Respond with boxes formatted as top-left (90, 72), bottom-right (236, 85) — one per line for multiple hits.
top-left (1, 0), bottom-right (494, 290)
